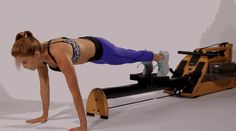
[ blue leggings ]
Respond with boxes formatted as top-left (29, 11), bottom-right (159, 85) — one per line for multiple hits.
top-left (91, 37), bottom-right (154, 65)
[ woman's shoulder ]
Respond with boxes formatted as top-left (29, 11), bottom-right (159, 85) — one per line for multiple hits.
top-left (41, 37), bottom-right (66, 46)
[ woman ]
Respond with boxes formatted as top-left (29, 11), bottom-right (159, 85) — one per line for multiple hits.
top-left (11, 31), bottom-right (169, 131)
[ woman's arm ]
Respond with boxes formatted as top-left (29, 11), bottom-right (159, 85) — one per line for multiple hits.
top-left (56, 52), bottom-right (87, 131)
top-left (26, 63), bottom-right (50, 124)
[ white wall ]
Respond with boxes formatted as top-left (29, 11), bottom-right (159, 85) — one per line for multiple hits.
top-left (0, 0), bottom-right (227, 102)
top-left (201, 0), bottom-right (236, 62)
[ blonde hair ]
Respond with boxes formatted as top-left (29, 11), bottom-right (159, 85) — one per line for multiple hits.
top-left (11, 31), bottom-right (42, 57)
top-left (11, 31), bottom-right (42, 69)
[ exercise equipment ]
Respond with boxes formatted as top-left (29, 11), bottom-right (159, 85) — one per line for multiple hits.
top-left (165, 42), bottom-right (236, 97)
top-left (86, 42), bottom-right (236, 119)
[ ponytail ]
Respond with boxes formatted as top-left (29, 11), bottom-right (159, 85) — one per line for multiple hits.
top-left (11, 31), bottom-right (42, 57)
top-left (15, 31), bottom-right (34, 42)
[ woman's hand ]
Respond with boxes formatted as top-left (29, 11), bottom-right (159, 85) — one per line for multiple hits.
top-left (26, 115), bottom-right (48, 124)
top-left (69, 126), bottom-right (87, 131)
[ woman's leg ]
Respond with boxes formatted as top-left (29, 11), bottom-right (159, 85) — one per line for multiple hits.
top-left (91, 37), bottom-right (155, 65)
top-left (91, 37), bottom-right (169, 76)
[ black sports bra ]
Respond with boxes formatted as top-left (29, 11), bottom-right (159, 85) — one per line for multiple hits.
top-left (43, 37), bottom-right (80, 72)
top-left (44, 36), bottom-right (103, 72)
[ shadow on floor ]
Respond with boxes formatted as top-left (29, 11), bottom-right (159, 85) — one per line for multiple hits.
top-left (0, 83), bottom-right (79, 130)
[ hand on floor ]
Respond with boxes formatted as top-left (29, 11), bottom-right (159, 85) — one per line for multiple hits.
top-left (69, 126), bottom-right (87, 131)
top-left (26, 115), bottom-right (48, 124)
